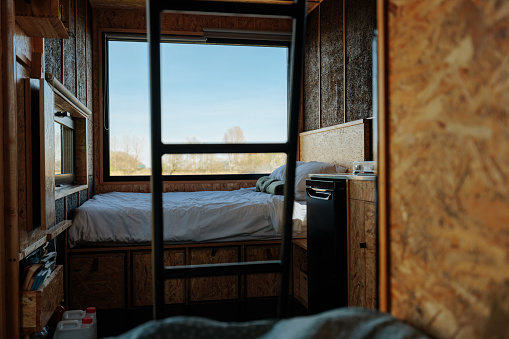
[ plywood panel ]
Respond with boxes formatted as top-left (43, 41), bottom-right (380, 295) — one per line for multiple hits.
top-left (189, 247), bottom-right (239, 302)
top-left (300, 119), bottom-right (371, 172)
top-left (69, 253), bottom-right (125, 309)
top-left (320, 0), bottom-right (343, 127)
top-left (44, 38), bottom-right (62, 82)
top-left (40, 79), bottom-right (55, 230)
top-left (63, 0), bottom-right (76, 96)
top-left (77, 0), bottom-right (87, 103)
top-left (364, 201), bottom-right (376, 309)
top-left (303, 8), bottom-right (320, 131)
top-left (349, 180), bottom-right (375, 202)
top-left (86, 1), bottom-right (93, 110)
top-left (345, 0), bottom-right (375, 122)
top-left (349, 199), bottom-right (365, 307)
top-left (245, 245), bottom-right (280, 298)
top-left (132, 250), bottom-right (185, 306)
top-left (387, 1), bottom-right (509, 337)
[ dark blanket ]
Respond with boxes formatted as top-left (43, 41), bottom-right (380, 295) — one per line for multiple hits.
top-left (256, 176), bottom-right (284, 195)
top-left (106, 307), bottom-right (432, 339)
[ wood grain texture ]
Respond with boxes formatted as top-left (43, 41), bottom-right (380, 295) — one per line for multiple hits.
top-left (75, 118), bottom-right (88, 185)
top-left (44, 38), bottom-right (62, 82)
top-left (387, 0), bottom-right (509, 337)
top-left (349, 180), bottom-right (375, 202)
top-left (0, 3), bottom-right (6, 335)
top-left (63, 0), bottom-right (76, 96)
top-left (364, 201), bottom-right (376, 309)
top-left (40, 79), bottom-right (55, 230)
top-left (293, 242), bottom-right (308, 307)
top-left (189, 247), bottom-right (239, 302)
top-left (303, 8), bottom-right (320, 131)
top-left (320, 0), bottom-right (343, 127)
top-left (21, 265), bottom-right (63, 332)
top-left (132, 250), bottom-right (185, 306)
top-left (77, 0), bottom-right (87, 104)
top-left (299, 119), bottom-right (372, 172)
top-left (95, 181), bottom-right (257, 194)
top-left (348, 199), bottom-right (365, 307)
top-left (345, 0), bottom-right (375, 122)
top-left (69, 253), bottom-right (126, 309)
top-left (245, 245), bottom-right (280, 298)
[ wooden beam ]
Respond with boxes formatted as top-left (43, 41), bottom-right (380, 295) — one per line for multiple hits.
top-left (2, 0), bottom-right (20, 337)
top-left (0, 2), bottom-right (6, 337)
top-left (376, 0), bottom-right (390, 313)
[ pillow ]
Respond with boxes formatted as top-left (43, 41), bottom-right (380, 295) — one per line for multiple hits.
top-left (268, 161), bottom-right (304, 181)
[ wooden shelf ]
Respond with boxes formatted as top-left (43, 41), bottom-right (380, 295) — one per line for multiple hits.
top-left (21, 265), bottom-right (64, 333)
top-left (15, 0), bottom-right (69, 39)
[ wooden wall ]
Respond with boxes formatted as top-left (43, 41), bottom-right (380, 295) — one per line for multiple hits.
top-left (303, 0), bottom-right (376, 132)
top-left (385, 0), bottom-right (509, 337)
top-left (92, 8), bottom-right (291, 194)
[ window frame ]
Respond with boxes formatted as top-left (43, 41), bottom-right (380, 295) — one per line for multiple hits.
top-left (102, 32), bottom-right (291, 182)
top-left (54, 114), bottom-right (76, 186)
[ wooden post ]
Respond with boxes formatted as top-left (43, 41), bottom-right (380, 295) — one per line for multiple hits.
top-left (0, 2), bottom-right (6, 337)
top-left (2, 0), bottom-right (20, 337)
top-left (31, 37), bottom-right (44, 79)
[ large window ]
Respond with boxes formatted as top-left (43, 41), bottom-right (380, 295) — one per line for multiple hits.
top-left (103, 33), bottom-right (289, 181)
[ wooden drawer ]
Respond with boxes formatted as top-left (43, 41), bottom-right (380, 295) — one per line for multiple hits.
top-left (69, 253), bottom-right (125, 309)
top-left (245, 245), bottom-right (280, 298)
top-left (293, 243), bottom-right (308, 307)
top-left (349, 180), bottom-right (376, 202)
top-left (189, 247), bottom-right (239, 302)
top-left (132, 250), bottom-right (185, 307)
top-left (22, 265), bottom-right (63, 332)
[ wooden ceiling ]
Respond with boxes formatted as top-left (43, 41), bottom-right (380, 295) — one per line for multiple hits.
top-left (88, 0), bottom-right (322, 14)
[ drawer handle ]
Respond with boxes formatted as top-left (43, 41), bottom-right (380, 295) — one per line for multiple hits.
top-left (360, 242), bottom-right (367, 248)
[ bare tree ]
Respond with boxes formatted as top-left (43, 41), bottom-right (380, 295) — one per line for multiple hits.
top-left (223, 126), bottom-right (246, 172)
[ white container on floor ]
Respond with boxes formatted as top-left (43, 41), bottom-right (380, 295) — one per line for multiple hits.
top-left (53, 318), bottom-right (94, 339)
top-left (62, 309), bottom-right (86, 321)
top-left (85, 307), bottom-right (97, 339)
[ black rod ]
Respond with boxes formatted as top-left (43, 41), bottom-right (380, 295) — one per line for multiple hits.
top-left (158, 0), bottom-right (297, 18)
top-left (147, 0), bottom-right (165, 320)
top-left (278, 0), bottom-right (307, 319)
top-left (164, 261), bottom-right (281, 279)
top-left (161, 142), bottom-right (288, 155)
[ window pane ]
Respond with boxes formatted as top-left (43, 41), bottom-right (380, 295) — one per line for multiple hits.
top-left (55, 122), bottom-right (62, 175)
top-left (162, 153), bottom-right (286, 175)
top-left (107, 39), bottom-right (288, 177)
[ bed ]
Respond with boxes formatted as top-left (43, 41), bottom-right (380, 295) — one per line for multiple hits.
top-left (69, 188), bottom-right (307, 247)
top-left (69, 161), bottom-right (344, 247)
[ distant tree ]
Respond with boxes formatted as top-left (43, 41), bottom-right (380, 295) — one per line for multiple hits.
top-left (223, 126), bottom-right (246, 172)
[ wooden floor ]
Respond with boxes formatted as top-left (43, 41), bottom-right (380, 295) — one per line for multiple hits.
top-left (97, 298), bottom-right (309, 338)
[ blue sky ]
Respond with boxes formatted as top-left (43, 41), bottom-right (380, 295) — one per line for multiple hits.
top-left (108, 40), bottom-right (288, 165)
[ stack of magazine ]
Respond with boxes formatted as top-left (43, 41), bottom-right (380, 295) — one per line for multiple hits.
top-left (21, 252), bottom-right (57, 291)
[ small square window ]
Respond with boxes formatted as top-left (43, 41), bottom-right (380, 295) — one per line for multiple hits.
top-left (54, 114), bottom-right (75, 186)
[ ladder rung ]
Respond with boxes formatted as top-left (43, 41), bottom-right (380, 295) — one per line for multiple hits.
top-left (160, 143), bottom-right (288, 155)
top-left (163, 260), bottom-right (281, 279)
top-left (153, 0), bottom-right (299, 19)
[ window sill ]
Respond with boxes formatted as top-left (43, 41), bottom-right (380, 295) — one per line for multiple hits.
top-left (55, 184), bottom-right (88, 200)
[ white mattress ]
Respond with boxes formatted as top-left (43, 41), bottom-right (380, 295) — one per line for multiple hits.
top-left (69, 188), bottom-right (307, 247)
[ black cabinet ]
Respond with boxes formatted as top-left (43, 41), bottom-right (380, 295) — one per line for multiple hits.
top-left (306, 179), bottom-right (348, 314)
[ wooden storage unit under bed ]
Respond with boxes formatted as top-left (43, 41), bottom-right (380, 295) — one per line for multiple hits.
top-left (67, 240), bottom-right (290, 310)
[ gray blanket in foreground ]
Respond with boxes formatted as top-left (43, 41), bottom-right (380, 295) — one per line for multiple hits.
top-left (106, 308), bottom-right (431, 339)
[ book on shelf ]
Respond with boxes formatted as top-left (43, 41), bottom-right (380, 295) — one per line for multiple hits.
top-left (31, 269), bottom-right (50, 291)
top-left (21, 264), bottom-right (42, 291)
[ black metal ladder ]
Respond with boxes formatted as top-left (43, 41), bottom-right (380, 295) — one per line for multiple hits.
top-left (147, 0), bottom-right (307, 320)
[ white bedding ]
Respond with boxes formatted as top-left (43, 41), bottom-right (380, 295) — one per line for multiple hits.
top-left (69, 188), bottom-right (307, 247)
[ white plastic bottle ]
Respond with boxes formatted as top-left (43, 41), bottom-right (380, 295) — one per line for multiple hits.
top-left (53, 318), bottom-right (93, 339)
top-left (62, 309), bottom-right (86, 322)
top-left (85, 306), bottom-right (97, 339)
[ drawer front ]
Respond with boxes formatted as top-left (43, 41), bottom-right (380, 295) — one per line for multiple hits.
top-left (69, 253), bottom-right (125, 309)
top-left (349, 180), bottom-right (376, 202)
top-left (189, 247), bottom-right (239, 302)
top-left (132, 250), bottom-right (185, 306)
top-left (245, 245), bottom-right (280, 298)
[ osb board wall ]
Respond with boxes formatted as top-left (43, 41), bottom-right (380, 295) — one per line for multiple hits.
top-left (16, 0), bottom-right (93, 252)
top-left (44, 0), bottom-right (94, 179)
top-left (299, 119), bottom-right (371, 172)
top-left (93, 8), bottom-right (291, 194)
top-left (303, 0), bottom-right (375, 132)
top-left (387, 1), bottom-right (509, 338)
top-left (345, 0), bottom-right (376, 121)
